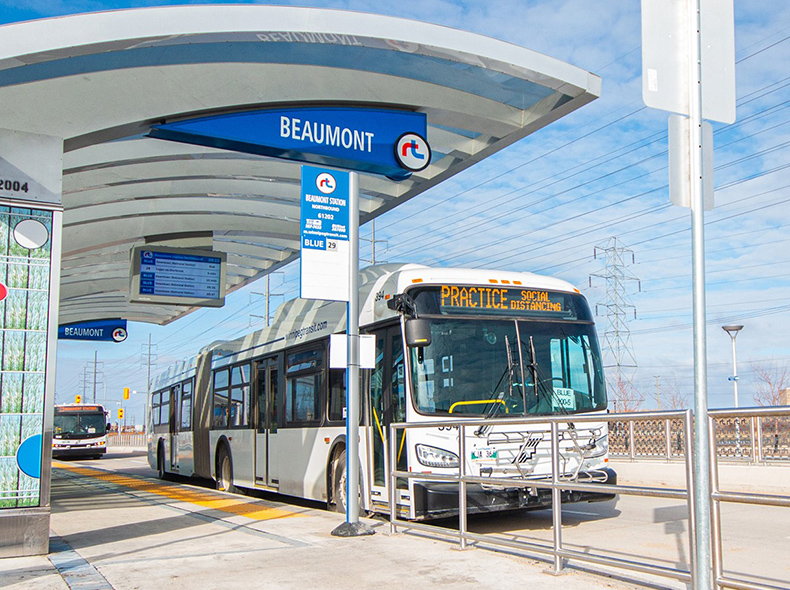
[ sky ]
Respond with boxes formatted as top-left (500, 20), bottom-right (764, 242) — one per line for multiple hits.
top-left (2, 0), bottom-right (789, 424)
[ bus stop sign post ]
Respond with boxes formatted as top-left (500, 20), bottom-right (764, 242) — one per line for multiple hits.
top-left (642, 0), bottom-right (735, 587)
top-left (331, 171), bottom-right (374, 537)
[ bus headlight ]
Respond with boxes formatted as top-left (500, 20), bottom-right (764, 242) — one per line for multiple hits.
top-left (416, 444), bottom-right (459, 468)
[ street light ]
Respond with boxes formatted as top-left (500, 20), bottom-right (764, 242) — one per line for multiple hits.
top-left (722, 325), bottom-right (744, 407)
top-left (722, 324), bottom-right (744, 455)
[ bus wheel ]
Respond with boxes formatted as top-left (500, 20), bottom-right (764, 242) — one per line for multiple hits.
top-left (332, 450), bottom-right (362, 515)
top-left (157, 445), bottom-right (167, 480)
top-left (216, 446), bottom-right (237, 494)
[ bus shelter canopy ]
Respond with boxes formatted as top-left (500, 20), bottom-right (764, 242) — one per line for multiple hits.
top-left (0, 5), bottom-right (600, 326)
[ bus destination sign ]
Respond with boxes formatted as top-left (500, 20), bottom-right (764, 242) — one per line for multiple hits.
top-left (440, 286), bottom-right (563, 314)
top-left (410, 285), bottom-right (589, 320)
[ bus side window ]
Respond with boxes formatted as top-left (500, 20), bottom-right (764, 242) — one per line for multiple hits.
top-left (152, 392), bottom-right (161, 426)
top-left (328, 368), bottom-right (364, 423)
top-left (213, 369), bottom-right (229, 428)
top-left (285, 347), bottom-right (323, 424)
top-left (181, 379), bottom-right (193, 430)
top-left (230, 363), bottom-right (251, 427)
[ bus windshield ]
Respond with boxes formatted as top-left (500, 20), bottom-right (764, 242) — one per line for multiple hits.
top-left (54, 412), bottom-right (107, 438)
top-left (409, 317), bottom-right (606, 416)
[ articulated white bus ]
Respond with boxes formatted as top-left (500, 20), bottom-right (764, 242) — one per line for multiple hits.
top-left (148, 264), bottom-right (615, 519)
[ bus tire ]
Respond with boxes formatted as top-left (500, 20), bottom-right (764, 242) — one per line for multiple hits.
top-left (157, 444), bottom-right (167, 480)
top-left (216, 445), bottom-right (237, 494)
top-left (331, 450), bottom-right (362, 516)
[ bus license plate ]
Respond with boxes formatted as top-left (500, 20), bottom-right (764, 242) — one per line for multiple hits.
top-left (471, 447), bottom-right (497, 461)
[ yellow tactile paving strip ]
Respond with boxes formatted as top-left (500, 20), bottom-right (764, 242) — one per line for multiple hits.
top-left (53, 461), bottom-right (304, 521)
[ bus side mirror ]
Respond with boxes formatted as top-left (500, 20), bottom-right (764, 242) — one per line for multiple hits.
top-left (404, 319), bottom-right (431, 348)
top-left (106, 423), bottom-right (111, 431)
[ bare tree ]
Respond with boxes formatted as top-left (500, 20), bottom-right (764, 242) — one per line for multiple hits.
top-left (608, 374), bottom-right (643, 412)
top-left (750, 362), bottom-right (789, 456)
top-left (664, 375), bottom-right (691, 410)
top-left (750, 361), bottom-right (789, 406)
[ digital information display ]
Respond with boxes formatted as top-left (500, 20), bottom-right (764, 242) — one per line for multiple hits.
top-left (411, 286), bottom-right (590, 321)
top-left (139, 249), bottom-right (221, 299)
top-left (130, 246), bottom-right (226, 307)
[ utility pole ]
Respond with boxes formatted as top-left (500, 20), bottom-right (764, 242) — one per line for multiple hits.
top-left (251, 272), bottom-right (283, 327)
top-left (361, 220), bottom-right (387, 265)
top-left (654, 375), bottom-right (661, 410)
top-left (140, 335), bottom-right (157, 397)
top-left (92, 351), bottom-right (98, 404)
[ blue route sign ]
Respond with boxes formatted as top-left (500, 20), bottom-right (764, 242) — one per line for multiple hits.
top-left (149, 107), bottom-right (429, 180)
top-left (58, 319), bottom-right (128, 342)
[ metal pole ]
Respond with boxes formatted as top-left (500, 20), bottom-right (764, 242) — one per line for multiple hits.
top-left (728, 330), bottom-right (741, 455)
top-left (459, 424), bottom-right (467, 550)
top-left (708, 416), bottom-right (723, 588)
top-left (551, 420), bottom-right (564, 574)
top-left (688, 0), bottom-right (713, 586)
top-left (347, 170), bottom-right (360, 525)
top-left (332, 171), bottom-right (373, 537)
top-left (729, 335), bottom-right (739, 409)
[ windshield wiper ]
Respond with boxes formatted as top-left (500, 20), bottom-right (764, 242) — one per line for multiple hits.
top-left (474, 335), bottom-right (518, 436)
top-left (522, 335), bottom-right (570, 415)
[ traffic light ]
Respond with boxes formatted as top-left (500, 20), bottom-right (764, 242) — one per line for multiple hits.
top-left (123, 387), bottom-right (130, 400)
top-left (118, 408), bottom-right (124, 420)
top-left (75, 395), bottom-right (82, 403)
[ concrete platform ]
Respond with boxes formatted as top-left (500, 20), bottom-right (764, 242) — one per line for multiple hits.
top-left (0, 453), bottom-right (663, 590)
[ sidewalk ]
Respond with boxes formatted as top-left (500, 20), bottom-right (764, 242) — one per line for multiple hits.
top-left (2, 459), bottom-right (657, 590)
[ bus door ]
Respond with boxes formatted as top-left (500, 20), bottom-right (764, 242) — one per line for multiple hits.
top-left (169, 383), bottom-right (181, 471)
top-left (255, 356), bottom-right (279, 489)
top-left (369, 326), bottom-right (406, 507)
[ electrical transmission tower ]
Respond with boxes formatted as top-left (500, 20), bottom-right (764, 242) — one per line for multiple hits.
top-left (589, 237), bottom-right (642, 411)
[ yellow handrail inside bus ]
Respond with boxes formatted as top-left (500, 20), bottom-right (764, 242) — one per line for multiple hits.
top-left (373, 406), bottom-right (407, 463)
top-left (449, 399), bottom-right (509, 414)
top-left (372, 407), bottom-right (385, 442)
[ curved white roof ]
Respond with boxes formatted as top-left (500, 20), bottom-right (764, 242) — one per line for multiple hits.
top-left (0, 5), bottom-right (600, 325)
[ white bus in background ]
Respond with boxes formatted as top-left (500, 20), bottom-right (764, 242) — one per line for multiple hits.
top-left (148, 264), bottom-right (615, 519)
top-left (53, 404), bottom-right (109, 459)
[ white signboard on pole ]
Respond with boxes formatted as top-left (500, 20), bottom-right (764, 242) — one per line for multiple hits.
top-left (300, 166), bottom-right (350, 301)
top-left (642, 0), bottom-right (735, 124)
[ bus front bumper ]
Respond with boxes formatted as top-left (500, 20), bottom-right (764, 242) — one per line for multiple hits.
top-left (52, 444), bottom-right (107, 458)
top-left (412, 467), bottom-right (617, 520)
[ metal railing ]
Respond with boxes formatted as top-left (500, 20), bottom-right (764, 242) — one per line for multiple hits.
top-left (389, 410), bottom-right (695, 587)
top-left (106, 433), bottom-right (147, 448)
top-left (609, 408), bottom-right (790, 462)
top-left (708, 407), bottom-right (790, 590)
top-left (388, 408), bottom-right (790, 590)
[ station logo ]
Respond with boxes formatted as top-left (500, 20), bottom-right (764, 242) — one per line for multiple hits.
top-left (395, 132), bottom-right (431, 172)
top-left (316, 172), bottom-right (337, 194)
top-left (112, 327), bottom-right (128, 343)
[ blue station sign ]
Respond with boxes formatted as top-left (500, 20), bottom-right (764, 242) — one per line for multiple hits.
top-left (149, 107), bottom-right (429, 181)
top-left (58, 319), bottom-right (128, 343)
